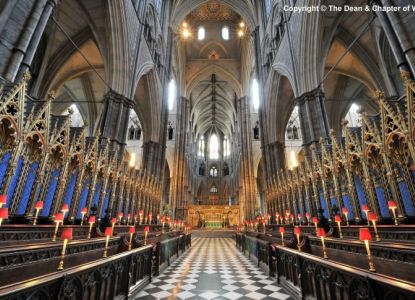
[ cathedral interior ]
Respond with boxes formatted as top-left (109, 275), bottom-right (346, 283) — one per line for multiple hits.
top-left (0, 0), bottom-right (414, 299)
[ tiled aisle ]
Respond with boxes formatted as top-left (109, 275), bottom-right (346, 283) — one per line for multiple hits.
top-left (135, 237), bottom-right (292, 300)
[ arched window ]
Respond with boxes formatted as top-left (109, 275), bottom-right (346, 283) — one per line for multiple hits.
top-left (168, 123), bottom-right (174, 140)
top-left (198, 136), bottom-right (205, 158)
top-left (223, 135), bottom-right (231, 157)
top-left (209, 133), bottom-right (219, 159)
top-left (345, 103), bottom-right (361, 127)
top-left (69, 104), bottom-right (84, 127)
top-left (292, 126), bottom-right (299, 139)
top-left (135, 126), bottom-right (141, 140)
top-left (129, 126), bottom-right (135, 140)
top-left (209, 166), bottom-right (218, 177)
top-left (168, 79), bottom-right (176, 111)
top-left (155, 0), bottom-right (162, 14)
top-left (223, 163), bottom-right (229, 176)
top-left (253, 121), bottom-right (260, 140)
top-left (251, 78), bottom-right (260, 110)
top-left (198, 26), bottom-right (205, 40)
top-left (221, 26), bottom-right (229, 40)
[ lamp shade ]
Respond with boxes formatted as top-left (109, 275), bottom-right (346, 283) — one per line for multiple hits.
top-left (285, 210), bottom-right (289, 215)
top-left (139, 210), bottom-right (143, 215)
top-left (361, 204), bottom-right (369, 211)
top-left (342, 207), bottom-right (348, 214)
top-left (144, 226), bottom-right (150, 233)
top-left (317, 228), bottom-right (326, 237)
top-left (118, 212), bottom-right (123, 218)
top-left (334, 215), bottom-right (341, 223)
top-left (111, 217), bottom-right (116, 224)
top-left (0, 207), bottom-right (8, 219)
top-left (81, 207), bottom-right (87, 214)
top-left (88, 216), bottom-right (96, 224)
top-left (368, 212), bottom-right (377, 221)
top-left (127, 213), bottom-right (131, 218)
top-left (297, 213), bottom-right (301, 219)
top-left (279, 227), bottom-right (285, 233)
top-left (129, 226), bottom-right (135, 234)
top-left (388, 201), bottom-right (397, 209)
top-left (290, 214), bottom-right (294, 219)
top-left (61, 228), bottom-right (73, 240)
top-left (275, 212), bottom-right (280, 217)
top-left (306, 212), bottom-right (310, 218)
top-left (104, 227), bottom-right (113, 236)
top-left (35, 201), bottom-right (44, 209)
top-left (359, 228), bottom-right (372, 241)
top-left (312, 217), bottom-right (318, 223)
top-left (61, 204), bottom-right (69, 211)
top-left (134, 213), bottom-right (138, 219)
top-left (0, 195), bottom-right (6, 204)
top-left (54, 213), bottom-right (64, 222)
top-left (157, 214), bottom-right (160, 219)
top-left (294, 226), bottom-right (301, 235)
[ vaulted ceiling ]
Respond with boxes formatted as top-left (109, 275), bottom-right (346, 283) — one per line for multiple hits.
top-left (181, 0), bottom-right (245, 140)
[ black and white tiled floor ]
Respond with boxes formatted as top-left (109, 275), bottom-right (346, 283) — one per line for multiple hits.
top-left (135, 237), bottom-right (292, 300)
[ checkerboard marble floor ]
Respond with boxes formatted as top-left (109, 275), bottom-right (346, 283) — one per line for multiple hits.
top-left (134, 237), bottom-right (292, 300)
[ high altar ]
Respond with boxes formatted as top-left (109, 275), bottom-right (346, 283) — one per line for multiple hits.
top-left (187, 205), bottom-right (240, 228)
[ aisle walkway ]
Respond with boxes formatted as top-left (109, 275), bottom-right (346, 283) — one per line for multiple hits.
top-left (135, 237), bottom-right (292, 300)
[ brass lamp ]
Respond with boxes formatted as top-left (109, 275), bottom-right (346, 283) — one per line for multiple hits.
top-left (52, 213), bottom-right (64, 241)
top-left (294, 226), bottom-right (301, 251)
top-left (144, 226), bottom-right (150, 245)
top-left (80, 207), bottom-right (87, 226)
top-left (317, 227), bottom-right (328, 259)
top-left (57, 228), bottom-right (72, 270)
top-left (0, 195), bottom-right (6, 208)
top-left (117, 212), bottom-right (123, 224)
top-left (312, 217), bottom-right (318, 232)
top-left (361, 204), bottom-right (370, 225)
top-left (305, 212), bottom-right (310, 225)
top-left (342, 207), bottom-right (349, 226)
top-left (0, 207), bottom-right (8, 226)
top-left (109, 217), bottom-right (115, 231)
top-left (334, 215), bottom-right (343, 238)
top-left (387, 201), bottom-right (398, 226)
top-left (368, 212), bottom-right (380, 241)
top-left (359, 228), bottom-right (376, 272)
top-left (128, 226), bottom-right (135, 250)
top-left (103, 227), bottom-right (113, 258)
top-left (33, 201), bottom-right (43, 225)
top-left (87, 216), bottom-right (96, 239)
top-left (275, 212), bottom-right (280, 224)
top-left (279, 226), bottom-right (285, 246)
top-left (61, 204), bottom-right (69, 218)
top-left (139, 210), bottom-right (144, 224)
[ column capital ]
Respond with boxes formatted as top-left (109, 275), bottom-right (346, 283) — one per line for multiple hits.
top-left (104, 89), bottom-right (134, 108)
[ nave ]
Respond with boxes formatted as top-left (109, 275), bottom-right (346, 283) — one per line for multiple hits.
top-left (135, 236), bottom-right (292, 300)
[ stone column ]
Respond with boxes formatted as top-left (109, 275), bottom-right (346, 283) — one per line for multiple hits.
top-left (237, 96), bottom-right (257, 220)
top-left (99, 89), bottom-right (133, 153)
top-left (252, 26), bottom-right (274, 180)
top-left (296, 87), bottom-right (330, 148)
top-left (0, 0), bottom-right (59, 81)
top-left (370, 0), bottom-right (415, 76)
top-left (169, 97), bottom-right (189, 218)
top-left (265, 141), bottom-right (286, 175)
